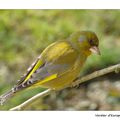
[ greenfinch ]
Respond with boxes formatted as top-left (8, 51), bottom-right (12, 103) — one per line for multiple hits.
top-left (0, 31), bottom-right (100, 104)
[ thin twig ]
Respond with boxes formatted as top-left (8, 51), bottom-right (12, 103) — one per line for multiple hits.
top-left (72, 63), bottom-right (120, 87)
top-left (10, 89), bottom-right (52, 111)
top-left (10, 64), bottom-right (120, 111)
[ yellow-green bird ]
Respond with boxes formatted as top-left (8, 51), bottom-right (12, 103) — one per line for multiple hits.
top-left (0, 31), bottom-right (100, 105)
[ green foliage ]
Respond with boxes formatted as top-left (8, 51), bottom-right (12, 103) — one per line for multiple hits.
top-left (0, 10), bottom-right (120, 110)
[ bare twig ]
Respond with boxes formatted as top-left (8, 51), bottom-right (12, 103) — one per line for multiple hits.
top-left (10, 64), bottom-right (120, 111)
top-left (71, 63), bottom-right (120, 87)
top-left (10, 89), bottom-right (52, 111)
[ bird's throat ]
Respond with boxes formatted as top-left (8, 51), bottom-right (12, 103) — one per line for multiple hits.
top-left (82, 50), bottom-right (91, 57)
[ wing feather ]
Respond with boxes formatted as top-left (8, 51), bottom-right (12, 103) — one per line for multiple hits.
top-left (16, 55), bottom-right (44, 85)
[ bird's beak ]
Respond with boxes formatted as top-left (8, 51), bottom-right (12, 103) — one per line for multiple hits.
top-left (89, 46), bottom-right (101, 55)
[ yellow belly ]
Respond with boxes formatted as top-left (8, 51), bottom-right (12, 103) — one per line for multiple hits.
top-left (38, 58), bottom-right (84, 90)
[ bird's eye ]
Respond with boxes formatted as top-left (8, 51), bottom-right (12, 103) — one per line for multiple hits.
top-left (89, 39), bottom-right (94, 45)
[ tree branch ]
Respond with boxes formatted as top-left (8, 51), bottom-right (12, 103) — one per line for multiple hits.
top-left (71, 63), bottom-right (120, 87)
top-left (10, 89), bottom-right (52, 111)
top-left (10, 64), bottom-right (120, 111)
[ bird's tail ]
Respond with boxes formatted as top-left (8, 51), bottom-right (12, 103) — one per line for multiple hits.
top-left (0, 88), bottom-right (15, 105)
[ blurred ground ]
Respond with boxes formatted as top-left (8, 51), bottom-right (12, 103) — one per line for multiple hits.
top-left (0, 10), bottom-right (120, 110)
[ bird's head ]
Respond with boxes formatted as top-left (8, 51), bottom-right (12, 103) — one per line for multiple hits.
top-left (69, 31), bottom-right (100, 56)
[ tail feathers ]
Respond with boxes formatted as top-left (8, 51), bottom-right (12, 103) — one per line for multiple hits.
top-left (0, 89), bottom-right (15, 105)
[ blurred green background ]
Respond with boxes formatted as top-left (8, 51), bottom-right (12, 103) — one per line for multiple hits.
top-left (0, 10), bottom-right (120, 110)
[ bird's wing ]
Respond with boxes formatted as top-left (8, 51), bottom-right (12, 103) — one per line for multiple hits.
top-left (16, 41), bottom-right (78, 88)
top-left (16, 55), bottom-right (44, 85)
